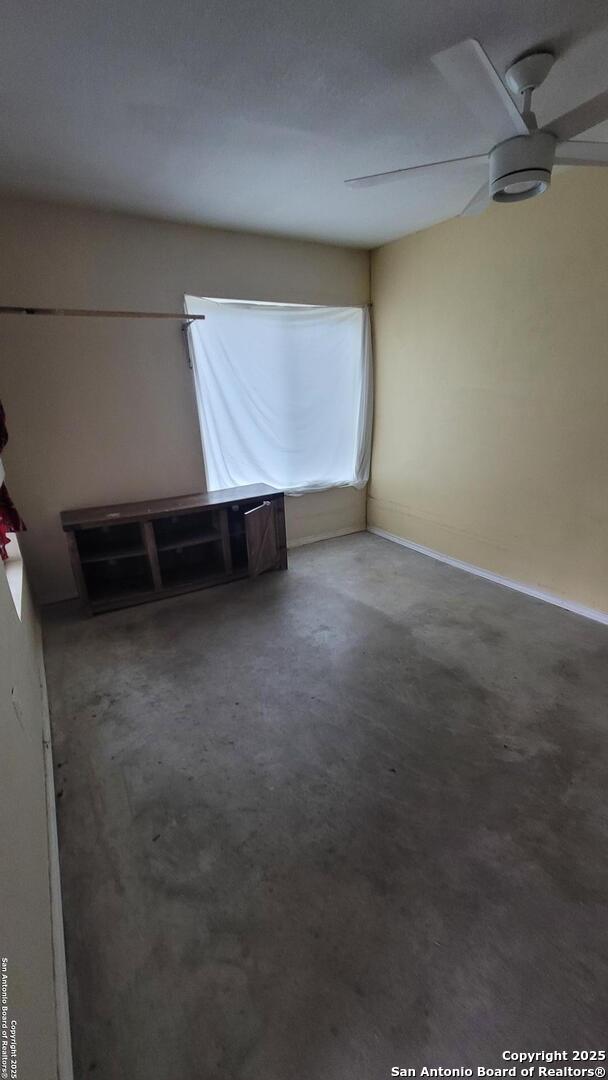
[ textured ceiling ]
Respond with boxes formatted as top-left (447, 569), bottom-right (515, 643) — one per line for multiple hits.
top-left (1, 0), bottom-right (608, 246)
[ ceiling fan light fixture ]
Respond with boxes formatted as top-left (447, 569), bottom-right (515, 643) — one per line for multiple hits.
top-left (492, 169), bottom-right (550, 202)
top-left (489, 131), bottom-right (556, 204)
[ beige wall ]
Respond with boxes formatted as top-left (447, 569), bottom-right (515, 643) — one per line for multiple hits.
top-left (0, 563), bottom-right (62, 1078)
top-left (0, 197), bottom-right (368, 603)
top-left (370, 169), bottom-right (608, 613)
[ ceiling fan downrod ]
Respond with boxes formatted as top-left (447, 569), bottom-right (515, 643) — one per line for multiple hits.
top-left (506, 52), bottom-right (554, 127)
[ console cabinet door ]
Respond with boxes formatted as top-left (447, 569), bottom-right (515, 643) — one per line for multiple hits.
top-left (244, 501), bottom-right (278, 576)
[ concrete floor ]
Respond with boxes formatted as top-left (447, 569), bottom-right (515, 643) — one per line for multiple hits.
top-left (44, 533), bottom-right (608, 1080)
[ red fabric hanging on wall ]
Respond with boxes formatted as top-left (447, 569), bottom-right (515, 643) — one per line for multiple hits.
top-left (0, 399), bottom-right (26, 560)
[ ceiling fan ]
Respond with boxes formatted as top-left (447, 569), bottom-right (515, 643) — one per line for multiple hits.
top-left (345, 39), bottom-right (608, 213)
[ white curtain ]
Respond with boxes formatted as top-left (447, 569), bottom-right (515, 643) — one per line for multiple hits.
top-left (184, 296), bottom-right (372, 494)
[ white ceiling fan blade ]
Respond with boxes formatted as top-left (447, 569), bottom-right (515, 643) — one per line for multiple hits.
top-left (432, 38), bottom-right (529, 142)
top-left (345, 153), bottom-right (486, 189)
top-left (543, 90), bottom-right (608, 142)
top-left (555, 140), bottom-right (608, 166)
top-left (460, 181), bottom-right (490, 216)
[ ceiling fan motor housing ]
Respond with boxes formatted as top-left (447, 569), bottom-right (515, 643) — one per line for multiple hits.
top-left (490, 131), bottom-right (557, 202)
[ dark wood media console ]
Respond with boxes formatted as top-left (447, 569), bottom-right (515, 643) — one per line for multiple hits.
top-left (61, 484), bottom-right (287, 614)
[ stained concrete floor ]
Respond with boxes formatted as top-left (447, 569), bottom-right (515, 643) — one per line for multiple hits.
top-left (43, 533), bottom-right (608, 1080)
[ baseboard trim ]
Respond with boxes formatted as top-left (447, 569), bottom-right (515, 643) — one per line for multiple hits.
top-left (38, 625), bottom-right (74, 1080)
top-left (368, 526), bottom-right (608, 627)
top-left (288, 526), bottom-right (364, 549)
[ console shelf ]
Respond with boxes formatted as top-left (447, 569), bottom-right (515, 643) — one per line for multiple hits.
top-left (61, 484), bottom-right (287, 614)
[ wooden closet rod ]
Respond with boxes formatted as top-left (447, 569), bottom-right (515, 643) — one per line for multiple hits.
top-left (0, 306), bottom-right (204, 321)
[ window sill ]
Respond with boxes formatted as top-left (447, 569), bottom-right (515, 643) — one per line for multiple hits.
top-left (4, 533), bottom-right (24, 619)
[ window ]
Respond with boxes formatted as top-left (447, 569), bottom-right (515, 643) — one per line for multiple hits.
top-left (184, 297), bottom-right (372, 493)
top-left (0, 458), bottom-right (23, 618)
top-left (4, 532), bottom-right (23, 619)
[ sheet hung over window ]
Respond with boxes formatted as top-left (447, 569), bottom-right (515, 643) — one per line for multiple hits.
top-left (185, 296), bottom-right (372, 494)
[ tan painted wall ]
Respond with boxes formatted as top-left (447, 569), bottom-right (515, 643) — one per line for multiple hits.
top-left (0, 197), bottom-right (369, 603)
top-left (369, 169), bottom-right (608, 613)
top-left (0, 564), bottom-right (60, 1078)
